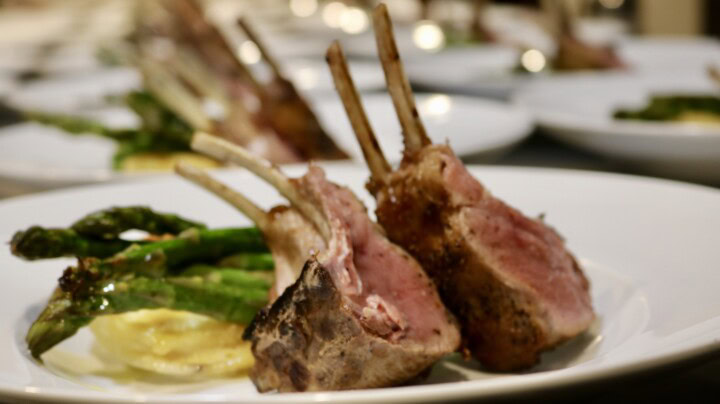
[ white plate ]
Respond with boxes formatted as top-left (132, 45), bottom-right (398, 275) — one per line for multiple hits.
top-left (405, 45), bottom-right (527, 99)
top-left (7, 67), bottom-right (142, 112)
top-left (408, 37), bottom-right (720, 100)
top-left (313, 92), bottom-right (533, 162)
top-left (512, 72), bottom-right (720, 183)
top-left (2, 164), bottom-right (720, 402)
top-left (617, 37), bottom-right (720, 73)
top-left (262, 58), bottom-right (386, 94)
top-left (0, 93), bottom-right (533, 189)
top-left (8, 58), bottom-right (381, 110)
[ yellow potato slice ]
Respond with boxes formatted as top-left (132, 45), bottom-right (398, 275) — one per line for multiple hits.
top-left (675, 111), bottom-right (720, 126)
top-left (119, 152), bottom-right (220, 173)
top-left (90, 309), bottom-right (253, 378)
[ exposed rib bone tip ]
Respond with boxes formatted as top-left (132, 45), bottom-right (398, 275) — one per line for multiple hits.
top-left (326, 38), bottom-right (390, 186)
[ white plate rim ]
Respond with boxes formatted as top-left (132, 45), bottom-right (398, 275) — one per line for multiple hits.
top-left (0, 93), bottom-right (534, 189)
top-left (1, 165), bottom-right (720, 402)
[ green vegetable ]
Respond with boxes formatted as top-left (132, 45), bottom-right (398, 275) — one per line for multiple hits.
top-left (181, 264), bottom-right (274, 288)
top-left (217, 252), bottom-right (275, 270)
top-left (10, 226), bottom-right (135, 260)
top-left (27, 272), bottom-right (270, 359)
top-left (24, 90), bottom-right (196, 168)
top-left (614, 95), bottom-right (720, 121)
top-left (57, 227), bottom-right (268, 285)
top-left (71, 206), bottom-right (206, 239)
top-left (25, 111), bottom-right (138, 141)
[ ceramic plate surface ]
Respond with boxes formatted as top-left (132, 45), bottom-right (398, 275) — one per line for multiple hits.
top-left (512, 72), bottom-right (720, 182)
top-left (405, 45), bottom-right (525, 100)
top-left (276, 58), bottom-right (386, 94)
top-left (313, 92), bottom-right (533, 163)
top-left (7, 67), bottom-right (142, 112)
top-left (408, 37), bottom-right (720, 100)
top-left (1, 164), bottom-right (720, 402)
top-left (616, 37), bottom-right (720, 73)
top-left (0, 94), bottom-right (532, 189)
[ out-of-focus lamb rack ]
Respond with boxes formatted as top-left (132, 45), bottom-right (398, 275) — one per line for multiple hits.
top-left (126, 46), bottom-right (301, 164)
top-left (544, 0), bottom-right (625, 71)
top-left (329, 4), bottom-right (595, 372)
top-left (154, 0), bottom-right (348, 161)
top-left (709, 66), bottom-right (720, 87)
top-left (175, 133), bottom-right (460, 392)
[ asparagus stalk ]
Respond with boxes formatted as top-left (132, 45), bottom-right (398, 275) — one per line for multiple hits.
top-left (181, 264), bottom-right (274, 287)
top-left (111, 132), bottom-right (189, 169)
top-left (216, 252), bottom-right (274, 270)
top-left (71, 206), bottom-right (206, 239)
top-left (124, 90), bottom-right (194, 145)
top-left (25, 111), bottom-right (138, 141)
top-left (58, 227), bottom-right (268, 288)
top-left (27, 271), bottom-right (270, 359)
top-left (10, 226), bottom-right (135, 260)
top-left (25, 287), bottom-right (92, 360)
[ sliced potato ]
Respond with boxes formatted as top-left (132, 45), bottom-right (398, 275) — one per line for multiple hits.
top-left (119, 152), bottom-right (220, 173)
top-left (90, 309), bottom-right (253, 378)
top-left (675, 111), bottom-right (720, 126)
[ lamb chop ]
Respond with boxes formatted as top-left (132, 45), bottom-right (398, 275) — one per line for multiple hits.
top-left (157, 0), bottom-right (348, 161)
top-left (176, 166), bottom-right (319, 302)
top-left (545, 0), bottom-right (625, 71)
top-left (176, 133), bottom-right (460, 392)
top-left (328, 4), bottom-right (594, 372)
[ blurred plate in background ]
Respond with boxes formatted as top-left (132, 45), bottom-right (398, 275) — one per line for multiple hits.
top-left (266, 58), bottom-right (386, 94)
top-left (406, 37), bottom-right (720, 100)
top-left (314, 92), bottom-right (534, 163)
top-left (7, 67), bottom-right (141, 112)
top-left (0, 93), bottom-right (533, 190)
top-left (7, 59), bottom-right (385, 112)
top-left (513, 72), bottom-right (720, 183)
top-left (406, 45), bottom-right (524, 99)
top-left (617, 37), bottom-right (720, 73)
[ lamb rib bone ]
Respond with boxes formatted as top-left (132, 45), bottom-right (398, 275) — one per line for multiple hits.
top-left (343, 3), bottom-right (596, 371)
top-left (373, 3), bottom-right (431, 152)
top-left (175, 161), bottom-right (268, 231)
top-left (326, 41), bottom-right (390, 190)
top-left (174, 161), bottom-right (323, 300)
top-left (190, 132), bottom-right (331, 241)
top-left (176, 134), bottom-right (460, 391)
top-left (237, 17), bottom-right (284, 81)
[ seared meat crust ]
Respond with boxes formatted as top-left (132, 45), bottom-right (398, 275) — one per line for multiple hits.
top-left (375, 146), bottom-right (593, 371)
top-left (245, 260), bottom-right (446, 392)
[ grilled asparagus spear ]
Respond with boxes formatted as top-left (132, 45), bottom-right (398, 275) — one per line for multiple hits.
top-left (24, 111), bottom-right (138, 141)
top-left (27, 269), bottom-right (271, 359)
top-left (10, 226), bottom-right (135, 260)
top-left (56, 227), bottom-right (267, 284)
top-left (71, 205), bottom-right (206, 239)
top-left (11, 206), bottom-right (209, 259)
top-left (217, 252), bottom-right (274, 270)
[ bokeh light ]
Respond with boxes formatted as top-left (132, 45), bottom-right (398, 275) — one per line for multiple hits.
top-left (520, 49), bottom-right (546, 73)
top-left (339, 7), bottom-right (369, 34)
top-left (289, 0), bottom-right (318, 18)
top-left (322, 2), bottom-right (346, 28)
top-left (237, 40), bottom-right (261, 65)
top-left (421, 94), bottom-right (452, 116)
top-left (412, 20), bottom-right (445, 52)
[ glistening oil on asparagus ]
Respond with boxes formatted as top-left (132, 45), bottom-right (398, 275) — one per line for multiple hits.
top-left (12, 206), bottom-right (275, 378)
